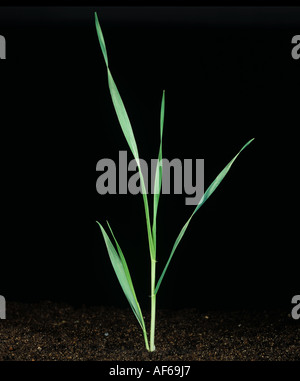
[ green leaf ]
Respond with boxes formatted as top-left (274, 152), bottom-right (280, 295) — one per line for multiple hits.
top-left (106, 221), bottom-right (137, 298)
top-left (107, 67), bottom-right (139, 161)
top-left (96, 221), bottom-right (146, 330)
top-left (95, 12), bottom-right (139, 162)
top-left (155, 216), bottom-right (192, 294)
top-left (152, 90), bottom-right (165, 252)
top-left (95, 12), bottom-right (108, 67)
top-left (155, 138), bottom-right (255, 294)
top-left (95, 12), bottom-right (155, 260)
top-left (193, 138), bottom-right (255, 216)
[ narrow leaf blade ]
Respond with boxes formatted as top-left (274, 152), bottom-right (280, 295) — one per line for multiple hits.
top-left (106, 221), bottom-right (138, 300)
top-left (96, 221), bottom-right (145, 330)
top-left (152, 90), bottom-right (165, 249)
top-left (155, 138), bottom-right (254, 294)
top-left (107, 68), bottom-right (139, 160)
top-left (95, 12), bottom-right (108, 67)
top-left (95, 12), bottom-right (139, 162)
top-left (193, 138), bottom-right (255, 215)
top-left (155, 216), bottom-right (192, 294)
top-left (95, 13), bottom-right (155, 259)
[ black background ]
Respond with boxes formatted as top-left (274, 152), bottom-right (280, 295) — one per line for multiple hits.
top-left (0, 6), bottom-right (299, 313)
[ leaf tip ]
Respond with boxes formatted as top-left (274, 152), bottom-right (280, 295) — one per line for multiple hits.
top-left (96, 220), bottom-right (102, 229)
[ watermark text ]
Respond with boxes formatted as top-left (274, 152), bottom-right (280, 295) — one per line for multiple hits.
top-left (96, 151), bottom-right (204, 205)
top-left (291, 295), bottom-right (300, 320)
top-left (0, 295), bottom-right (6, 319)
top-left (0, 35), bottom-right (6, 59)
top-left (291, 35), bottom-right (300, 60)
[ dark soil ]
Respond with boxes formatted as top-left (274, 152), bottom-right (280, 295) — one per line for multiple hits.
top-left (0, 301), bottom-right (299, 361)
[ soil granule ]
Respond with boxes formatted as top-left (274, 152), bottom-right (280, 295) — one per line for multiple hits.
top-left (0, 301), bottom-right (299, 361)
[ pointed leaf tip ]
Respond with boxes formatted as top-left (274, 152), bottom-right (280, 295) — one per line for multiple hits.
top-left (95, 12), bottom-right (109, 67)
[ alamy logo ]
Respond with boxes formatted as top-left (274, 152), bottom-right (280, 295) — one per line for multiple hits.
top-left (96, 151), bottom-right (204, 205)
top-left (291, 35), bottom-right (300, 60)
top-left (0, 295), bottom-right (6, 319)
top-left (291, 295), bottom-right (300, 320)
top-left (0, 35), bottom-right (6, 59)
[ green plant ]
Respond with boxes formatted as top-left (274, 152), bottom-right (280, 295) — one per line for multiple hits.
top-left (95, 12), bottom-right (254, 352)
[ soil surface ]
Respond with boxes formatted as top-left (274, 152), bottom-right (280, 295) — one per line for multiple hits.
top-left (0, 301), bottom-right (299, 361)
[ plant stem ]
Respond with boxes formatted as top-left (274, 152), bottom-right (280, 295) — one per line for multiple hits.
top-left (150, 258), bottom-right (156, 352)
